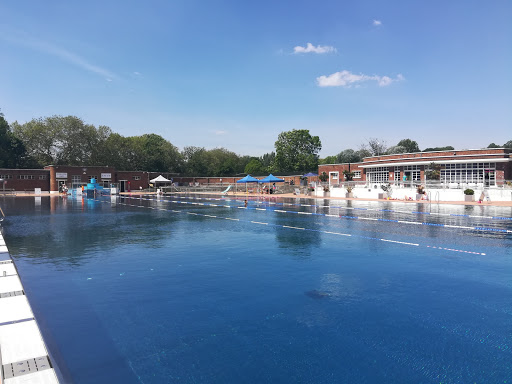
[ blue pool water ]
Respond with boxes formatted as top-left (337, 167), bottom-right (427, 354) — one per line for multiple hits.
top-left (1, 194), bottom-right (511, 383)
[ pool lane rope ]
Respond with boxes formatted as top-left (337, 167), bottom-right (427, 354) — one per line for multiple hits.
top-left (141, 192), bottom-right (512, 222)
top-left (124, 195), bottom-right (512, 235)
top-left (94, 196), bottom-right (487, 256)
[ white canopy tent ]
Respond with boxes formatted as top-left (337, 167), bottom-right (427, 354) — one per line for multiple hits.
top-left (150, 175), bottom-right (171, 183)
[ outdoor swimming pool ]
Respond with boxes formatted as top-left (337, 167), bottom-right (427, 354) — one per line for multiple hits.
top-left (1, 194), bottom-right (511, 383)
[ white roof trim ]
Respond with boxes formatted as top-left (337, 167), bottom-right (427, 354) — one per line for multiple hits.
top-left (361, 158), bottom-right (511, 168)
top-left (363, 150), bottom-right (509, 161)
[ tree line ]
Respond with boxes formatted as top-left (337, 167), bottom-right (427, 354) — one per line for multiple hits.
top-left (0, 110), bottom-right (320, 175)
top-left (1, 109), bottom-right (510, 175)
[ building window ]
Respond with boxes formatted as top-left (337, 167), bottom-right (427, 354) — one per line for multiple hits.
top-left (393, 167), bottom-right (401, 183)
top-left (330, 172), bottom-right (338, 180)
top-left (353, 171), bottom-right (361, 179)
top-left (403, 165), bottom-right (420, 182)
top-left (0, 175), bottom-right (13, 179)
top-left (367, 167), bottom-right (389, 183)
top-left (88, 176), bottom-right (98, 183)
top-left (17, 175), bottom-right (35, 180)
top-left (133, 176), bottom-right (141, 180)
top-left (438, 162), bottom-right (496, 186)
top-left (71, 175), bottom-right (82, 188)
top-left (101, 180), bottom-right (111, 188)
top-left (39, 175), bottom-right (47, 180)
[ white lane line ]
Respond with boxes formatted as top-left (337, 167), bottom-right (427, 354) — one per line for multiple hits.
top-left (282, 225), bottom-right (305, 230)
top-left (323, 231), bottom-right (351, 237)
top-left (380, 239), bottom-right (419, 246)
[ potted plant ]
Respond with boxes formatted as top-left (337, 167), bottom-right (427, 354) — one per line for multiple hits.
top-left (314, 172), bottom-right (329, 197)
top-left (346, 185), bottom-right (354, 198)
top-left (464, 188), bottom-right (475, 202)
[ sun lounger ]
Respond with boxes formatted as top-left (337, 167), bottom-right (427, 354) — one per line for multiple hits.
top-left (294, 188), bottom-right (301, 195)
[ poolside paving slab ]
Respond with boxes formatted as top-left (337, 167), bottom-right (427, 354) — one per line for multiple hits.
top-left (0, 232), bottom-right (60, 384)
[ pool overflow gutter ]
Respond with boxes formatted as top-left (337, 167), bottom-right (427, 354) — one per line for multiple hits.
top-left (0, 230), bottom-right (60, 384)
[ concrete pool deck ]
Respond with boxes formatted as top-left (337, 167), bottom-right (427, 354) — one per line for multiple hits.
top-left (3, 190), bottom-right (512, 207)
top-left (144, 191), bottom-right (512, 207)
top-left (0, 232), bottom-right (60, 384)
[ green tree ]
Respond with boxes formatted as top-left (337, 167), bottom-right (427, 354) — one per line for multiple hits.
top-left (94, 133), bottom-right (134, 170)
top-left (244, 159), bottom-right (263, 175)
top-left (0, 110), bottom-right (31, 168)
top-left (138, 134), bottom-right (183, 173)
top-left (205, 148), bottom-right (241, 176)
top-left (12, 115), bottom-right (115, 167)
top-left (503, 140), bottom-right (512, 149)
top-left (336, 149), bottom-right (363, 163)
top-left (425, 162), bottom-right (441, 180)
top-left (343, 170), bottom-right (355, 181)
top-left (361, 138), bottom-right (387, 156)
top-left (396, 138), bottom-right (420, 153)
top-left (273, 129), bottom-right (321, 173)
top-left (11, 118), bottom-right (59, 166)
top-left (423, 146), bottom-right (454, 152)
top-left (319, 156), bottom-right (337, 164)
top-left (182, 146), bottom-right (209, 176)
top-left (386, 145), bottom-right (407, 155)
top-left (487, 143), bottom-right (500, 148)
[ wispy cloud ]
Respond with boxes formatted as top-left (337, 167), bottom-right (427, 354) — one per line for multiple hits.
top-left (214, 130), bottom-right (227, 135)
top-left (373, 20), bottom-right (382, 26)
top-left (317, 70), bottom-right (404, 88)
top-left (1, 31), bottom-right (117, 81)
top-left (293, 43), bottom-right (336, 54)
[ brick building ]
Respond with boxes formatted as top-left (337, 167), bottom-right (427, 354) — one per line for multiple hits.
top-left (319, 148), bottom-right (512, 187)
top-left (0, 165), bottom-right (304, 193)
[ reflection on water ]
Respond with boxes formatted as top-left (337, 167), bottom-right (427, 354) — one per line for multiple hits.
top-left (273, 212), bottom-right (321, 259)
top-left (3, 196), bottom-right (180, 266)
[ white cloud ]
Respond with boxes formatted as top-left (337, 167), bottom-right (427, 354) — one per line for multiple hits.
top-left (294, 43), bottom-right (336, 54)
top-left (373, 20), bottom-right (382, 26)
top-left (215, 130), bottom-right (227, 135)
top-left (316, 70), bottom-right (404, 88)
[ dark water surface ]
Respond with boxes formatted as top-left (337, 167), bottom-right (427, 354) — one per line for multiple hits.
top-left (1, 194), bottom-right (511, 383)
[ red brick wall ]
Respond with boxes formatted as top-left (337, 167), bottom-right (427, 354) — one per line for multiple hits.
top-left (0, 169), bottom-right (50, 191)
top-left (318, 163), bottom-right (366, 182)
top-left (363, 149), bottom-right (510, 166)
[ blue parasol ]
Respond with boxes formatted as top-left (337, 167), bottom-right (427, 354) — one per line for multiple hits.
top-left (236, 174), bottom-right (260, 194)
top-left (259, 174), bottom-right (284, 183)
top-left (259, 174), bottom-right (284, 194)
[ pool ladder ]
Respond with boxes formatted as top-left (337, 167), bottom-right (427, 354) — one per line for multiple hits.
top-left (0, 206), bottom-right (4, 222)
top-left (427, 192), bottom-right (440, 212)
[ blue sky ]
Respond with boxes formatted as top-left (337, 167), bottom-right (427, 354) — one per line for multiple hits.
top-left (1, 0), bottom-right (511, 157)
